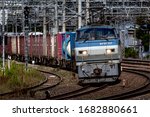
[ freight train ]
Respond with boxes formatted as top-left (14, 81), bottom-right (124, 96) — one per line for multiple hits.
top-left (0, 25), bottom-right (121, 84)
top-left (0, 32), bottom-right (76, 69)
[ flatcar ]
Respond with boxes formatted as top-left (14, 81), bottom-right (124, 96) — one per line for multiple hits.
top-left (74, 25), bottom-right (121, 83)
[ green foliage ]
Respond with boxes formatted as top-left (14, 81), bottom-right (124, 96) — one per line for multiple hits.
top-left (136, 29), bottom-right (149, 52)
top-left (136, 29), bottom-right (145, 39)
top-left (0, 61), bottom-right (45, 92)
top-left (0, 58), bottom-right (2, 67)
top-left (0, 59), bottom-right (3, 76)
top-left (4, 62), bottom-right (24, 89)
top-left (136, 16), bottom-right (150, 52)
top-left (136, 16), bottom-right (147, 25)
top-left (140, 34), bottom-right (149, 52)
top-left (7, 75), bottom-right (22, 90)
top-left (125, 48), bottom-right (138, 58)
top-left (145, 54), bottom-right (150, 59)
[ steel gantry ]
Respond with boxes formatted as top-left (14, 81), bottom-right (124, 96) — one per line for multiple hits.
top-left (1, 0), bottom-right (150, 33)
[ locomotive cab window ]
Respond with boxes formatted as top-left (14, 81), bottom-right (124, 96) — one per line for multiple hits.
top-left (76, 28), bottom-right (117, 41)
top-left (95, 28), bottom-right (116, 40)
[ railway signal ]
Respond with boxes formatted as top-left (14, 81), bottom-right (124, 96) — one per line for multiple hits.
top-left (24, 6), bottom-right (30, 26)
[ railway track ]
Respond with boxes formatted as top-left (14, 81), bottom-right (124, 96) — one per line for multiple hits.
top-left (1, 58), bottom-right (149, 100)
top-left (122, 58), bottom-right (150, 66)
top-left (121, 59), bottom-right (150, 69)
top-left (29, 70), bottom-right (63, 98)
top-left (97, 59), bottom-right (150, 100)
top-left (44, 84), bottom-right (108, 100)
top-left (0, 70), bottom-right (62, 99)
top-left (37, 59), bottom-right (150, 100)
top-left (98, 69), bottom-right (150, 99)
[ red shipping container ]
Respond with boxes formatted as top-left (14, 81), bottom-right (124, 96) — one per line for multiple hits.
top-left (47, 33), bottom-right (51, 57)
top-left (56, 33), bottom-right (63, 60)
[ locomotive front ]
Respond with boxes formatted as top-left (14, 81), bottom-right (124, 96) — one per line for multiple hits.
top-left (75, 26), bottom-right (121, 83)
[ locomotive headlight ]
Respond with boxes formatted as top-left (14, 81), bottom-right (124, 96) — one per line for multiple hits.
top-left (82, 50), bottom-right (88, 55)
top-left (79, 50), bottom-right (88, 56)
top-left (106, 49), bottom-right (112, 54)
top-left (106, 49), bottom-right (115, 54)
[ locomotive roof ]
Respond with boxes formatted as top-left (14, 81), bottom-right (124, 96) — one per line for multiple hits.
top-left (77, 25), bottom-right (115, 30)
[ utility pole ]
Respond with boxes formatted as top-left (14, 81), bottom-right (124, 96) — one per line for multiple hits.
top-left (15, 10), bottom-right (18, 42)
top-left (62, 0), bottom-right (66, 32)
top-left (2, 0), bottom-right (5, 75)
top-left (43, 7), bottom-right (47, 56)
top-left (34, 8), bottom-right (37, 40)
top-left (78, 0), bottom-right (82, 29)
top-left (86, 0), bottom-right (89, 25)
top-left (120, 30), bottom-right (125, 58)
top-left (24, 6), bottom-right (30, 71)
top-left (52, 0), bottom-right (58, 57)
top-left (54, 0), bottom-right (58, 34)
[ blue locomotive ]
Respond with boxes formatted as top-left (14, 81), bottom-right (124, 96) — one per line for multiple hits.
top-left (75, 25), bottom-right (121, 83)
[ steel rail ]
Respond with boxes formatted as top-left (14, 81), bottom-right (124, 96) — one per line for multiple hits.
top-left (97, 68), bottom-right (150, 100)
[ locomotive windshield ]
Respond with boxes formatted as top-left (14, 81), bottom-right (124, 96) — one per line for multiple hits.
top-left (76, 28), bottom-right (117, 41)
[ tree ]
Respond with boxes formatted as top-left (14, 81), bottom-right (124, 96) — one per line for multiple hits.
top-left (136, 16), bottom-right (150, 52)
top-left (125, 48), bottom-right (138, 58)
